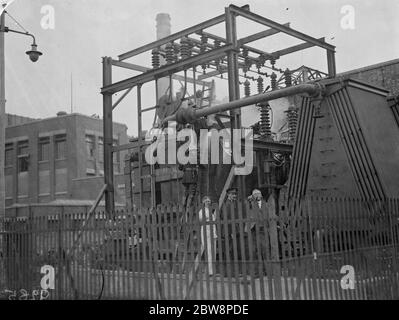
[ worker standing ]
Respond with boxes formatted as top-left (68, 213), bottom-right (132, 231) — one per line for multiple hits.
top-left (198, 196), bottom-right (218, 275)
top-left (245, 189), bottom-right (267, 277)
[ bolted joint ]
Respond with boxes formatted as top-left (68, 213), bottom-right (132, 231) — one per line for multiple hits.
top-left (308, 82), bottom-right (326, 98)
top-left (175, 107), bottom-right (197, 125)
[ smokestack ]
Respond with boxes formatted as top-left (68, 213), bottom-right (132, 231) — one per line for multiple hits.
top-left (155, 13), bottom-right (172, 108)
top-left (156, 13), bottom-right (171, 40)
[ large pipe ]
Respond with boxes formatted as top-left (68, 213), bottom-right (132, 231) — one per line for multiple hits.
top-left (163, 82), bottom-right (324, 125)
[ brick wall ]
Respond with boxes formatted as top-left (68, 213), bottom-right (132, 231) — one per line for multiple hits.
top-left (340, 59), bottom-right (399, 95)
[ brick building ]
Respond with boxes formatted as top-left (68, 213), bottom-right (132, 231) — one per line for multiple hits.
top-left (339, 58), bottom-right (399, 95)
top-left (4, 112), bottom-right (128, 208)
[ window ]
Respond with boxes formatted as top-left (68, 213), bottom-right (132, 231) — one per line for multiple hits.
top-left (5, 143), bottom-right (13, 167)
top-left (17, 141), bottom-right (29, 173)
top-left (38, 137), bottom-right (50, 161)
top-left (86, 135), bottom-right (95, 159)
top-left (55, 134), bottom-right (67, 160)
top-left (17, 141), bottom-right (29, 156)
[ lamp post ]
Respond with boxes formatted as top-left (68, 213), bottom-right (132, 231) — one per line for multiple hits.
top-left (0, 5), bottom-right (42, 218)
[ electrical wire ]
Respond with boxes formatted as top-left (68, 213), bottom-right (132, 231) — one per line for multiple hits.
top-left (5, 11), bottom-right (29, 33)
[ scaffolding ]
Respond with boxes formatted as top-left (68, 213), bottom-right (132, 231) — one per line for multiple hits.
top-left (101, 4), bottom-right (336, 215)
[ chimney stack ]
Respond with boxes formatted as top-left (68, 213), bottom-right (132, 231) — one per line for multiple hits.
top-left (156, 13), bottom-right (171, 40)
top-left (155, 13), bottom-right (172, 108)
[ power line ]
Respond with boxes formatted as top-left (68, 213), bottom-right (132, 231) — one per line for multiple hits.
top-left (5, 11), bottom-right (29, 33)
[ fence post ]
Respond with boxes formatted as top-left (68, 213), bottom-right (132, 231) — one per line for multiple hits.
top-left (388, 198), bottom-right (398, 299)
top-left (57, 206), bottom-right (64, 300)
top-left (268, 194), bottom-right (282, 299)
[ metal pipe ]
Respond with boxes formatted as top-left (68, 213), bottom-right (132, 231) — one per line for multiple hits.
top-left (163, 83), bottom-right (324, 124)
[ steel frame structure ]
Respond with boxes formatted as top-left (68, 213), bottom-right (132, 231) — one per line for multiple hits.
top-left (101, 4), bottom-right (336, 214)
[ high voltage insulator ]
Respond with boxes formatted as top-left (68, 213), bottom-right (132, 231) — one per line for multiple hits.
top-left (180, 36), bottom-right (191, 60)
top-left (259, 103), bottom-right (271, 138)
top-left (244, 79), bottom-right (251, 97)
top-left (285, 106), bottom-right (298, 143)
top-left (257, 76), bottom-right (264, 94)
top-left (151, 48), bottom-right (160, 69)
top-left (271, 72), bottom-right (277, 90)
top-left (243, 48), bottom-right (253, 73)
top-left (270, 57), bottom-right (277, 68)
top-left (245, 57), bottom-right (252, 69)
top-left (200, 34), bottom-right (208, 73)
top-left (284, 68), bottom-right (292, 87)
top-left (214, 39), bottom-right (221, 68)
top-left (256, 56), bottom-right (265, 71)
top-left (200, 34), bottom-right (208, 53)
top-left (173, 43), bottom-right (180, 62)
top-left (241, 48), bottom-right (250, 74)
top-left (165, 42), bottom-right (174, 65)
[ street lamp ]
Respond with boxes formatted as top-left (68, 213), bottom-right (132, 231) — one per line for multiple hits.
top-left (26, 43), bottom-right (43, 62)
top-left (0, 6), bottom-right (43, 218)
top-left (2, 26), bottom-right (43, 62)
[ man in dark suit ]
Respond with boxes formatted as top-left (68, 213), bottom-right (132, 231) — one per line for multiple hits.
top-left (245, 189), bottom-right (268, 277)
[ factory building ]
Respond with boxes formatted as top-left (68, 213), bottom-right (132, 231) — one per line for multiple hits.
top-left (4, 112), bottom-right (128, 209)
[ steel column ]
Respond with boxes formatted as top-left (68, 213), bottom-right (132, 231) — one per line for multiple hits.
top-left (225, 7), bottom-right (241, 129)
top-left (225, 6), bottom-right (246, 200)
top-left (327, 50), bottom-right (337, 77)
top-left (102, 57), bottom-right (115, 216)
top-left (0, 9), bottom-right (5, 219)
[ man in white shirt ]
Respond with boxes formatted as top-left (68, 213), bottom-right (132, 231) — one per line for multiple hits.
top-left (198, 196), bottom-right (218, 275)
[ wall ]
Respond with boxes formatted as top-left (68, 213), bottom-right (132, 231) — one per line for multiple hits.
top-left (71, 174), bottom-right (126, 205)
top-left (4, 113), bottom-right (129, 207)
top-left (340, 58), bottom-right (399, 95)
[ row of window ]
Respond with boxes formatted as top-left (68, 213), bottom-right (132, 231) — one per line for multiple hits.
top-left (5, 134), bottom-right (120, 173)
top-left (85, 135), bottom-right (119, 163)
top-left (39, 134), bottom-right (67, 162)
top-left (5, 135), bottom-right (67, 172)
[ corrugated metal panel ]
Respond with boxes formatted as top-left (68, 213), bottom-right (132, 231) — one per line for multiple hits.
top-left (327, 87), bottom-right (385, 200)
top-left (287, 97), bottom-right (316, 199)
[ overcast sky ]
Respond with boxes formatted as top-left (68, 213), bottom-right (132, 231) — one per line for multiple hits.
top-left (3, 0), bottom-right (399, 135)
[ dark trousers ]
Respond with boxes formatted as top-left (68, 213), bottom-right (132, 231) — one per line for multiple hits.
top-left (245, 228), bottom-right (267, 276)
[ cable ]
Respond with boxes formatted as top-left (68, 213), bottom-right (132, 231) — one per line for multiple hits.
top-left (5, 11), bottom-right (29, 33)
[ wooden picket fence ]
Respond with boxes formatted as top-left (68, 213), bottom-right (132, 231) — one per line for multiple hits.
top-left (1, 197), bottom-right (399, 300)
